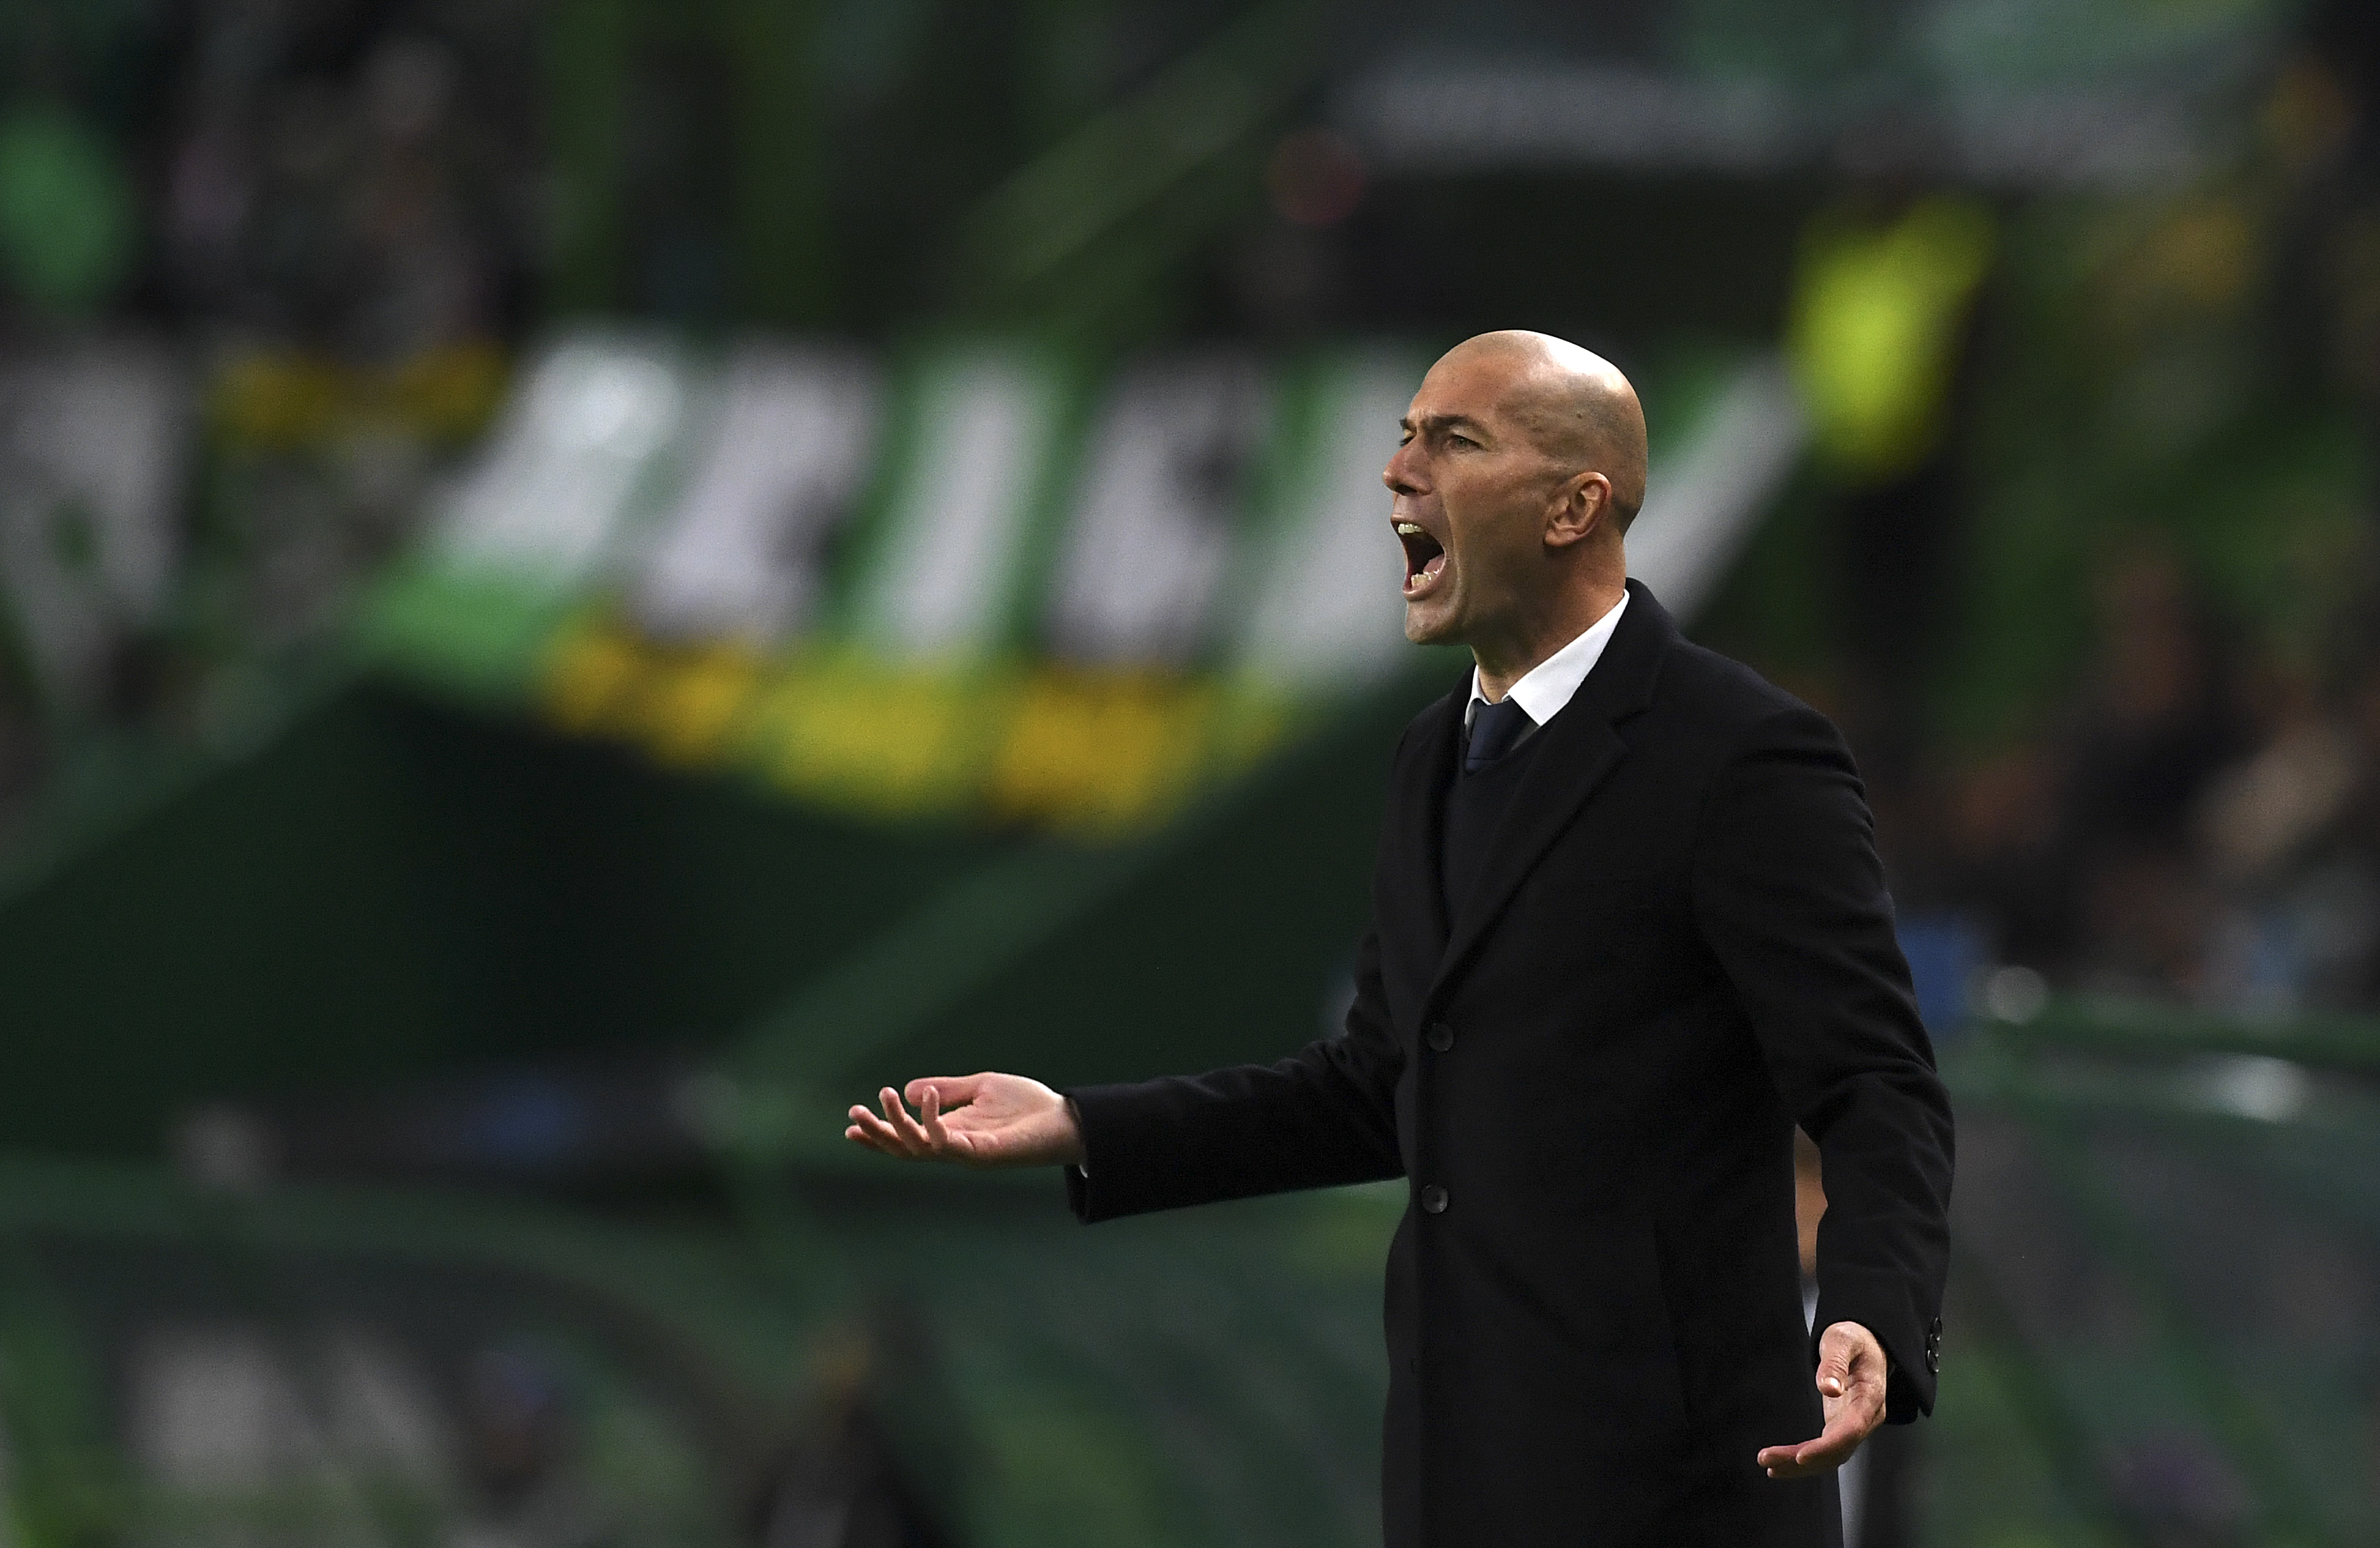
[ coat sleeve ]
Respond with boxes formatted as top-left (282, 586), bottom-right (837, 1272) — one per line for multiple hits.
top-left (1062, 924), bottom-right (1406, 1222)
top-left (1690, 702), bottom-right (1955, 1422)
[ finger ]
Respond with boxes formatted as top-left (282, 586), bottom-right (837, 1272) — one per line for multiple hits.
top-left (1757, 1409), bottom-right (1866, 1478)
top-left (920, 1085), bottom-right (951, 1147)
top-left (859, 1097), bottom-right (923, 1158)
top-left (881, 1087), bottom-right (934, 1153)
top-left (908, 1073), bottom-right (982, 1108)
top-left (846, 1108), bottom-right (905, 1157)
top-left (1815, 1321), bottom-right (1883, 1398)
top-left (1761, 1445), bottom-right (1833, 1479)
top-left (871, 1090), bottom-right (913, 1155)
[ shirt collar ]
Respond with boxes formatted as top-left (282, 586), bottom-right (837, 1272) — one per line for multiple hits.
top-left (1466, 589), bottom-right (1630, 729)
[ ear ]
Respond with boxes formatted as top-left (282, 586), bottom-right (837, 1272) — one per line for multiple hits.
top-left (1544, 471), bottom-right (1614, 550)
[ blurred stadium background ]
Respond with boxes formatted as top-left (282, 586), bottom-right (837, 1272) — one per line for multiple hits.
top-left (0, 0), bottom-right (2371, 1543)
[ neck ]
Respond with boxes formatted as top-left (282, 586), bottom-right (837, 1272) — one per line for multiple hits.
top-left (1470, 572), bottom-right (1626, 702)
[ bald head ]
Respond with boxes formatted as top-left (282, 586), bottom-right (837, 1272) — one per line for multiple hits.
top-left (1385, 329), bottom-right (1641, 686)
top-left (1439, 330), bottom-right (1648, 529)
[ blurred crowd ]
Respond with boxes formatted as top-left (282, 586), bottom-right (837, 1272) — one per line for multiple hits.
top-left (1895, 544), bottom-right (2380, 1014)
top-left (3, 0), bottom-right (2380, 1032)
top-left (1812, 23), bottom-right (2380, 1020)
top-left (0, 1), bottom-right (531, 841)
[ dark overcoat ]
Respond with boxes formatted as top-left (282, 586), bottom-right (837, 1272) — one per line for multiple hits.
top-left (1065, 581), bottom-right (1955, 1547)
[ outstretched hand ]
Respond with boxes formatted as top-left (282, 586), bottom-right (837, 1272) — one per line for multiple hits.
top-left (845, 1073), bottom-right (1086, 1169)
top-left (1756, 1320), bottom-right (1888, 1479)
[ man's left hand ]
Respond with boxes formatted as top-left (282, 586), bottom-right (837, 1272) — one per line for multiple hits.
top-left (1756, 1320), bottom-right (1888, 1478)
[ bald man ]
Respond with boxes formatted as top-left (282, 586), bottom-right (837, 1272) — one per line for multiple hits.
top-left (848, 332), bottom-right (1955, 1548)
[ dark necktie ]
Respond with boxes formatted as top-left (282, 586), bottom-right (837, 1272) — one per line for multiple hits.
top-left (1466, 697), bottom-right (1536, 772)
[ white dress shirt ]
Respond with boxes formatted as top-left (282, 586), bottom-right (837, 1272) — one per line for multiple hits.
top-left (1464, 589), bottom-right (1630, 739)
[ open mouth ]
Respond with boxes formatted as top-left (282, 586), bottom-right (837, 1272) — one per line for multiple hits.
top-left (1396, 520), bottom-right (1446, 594)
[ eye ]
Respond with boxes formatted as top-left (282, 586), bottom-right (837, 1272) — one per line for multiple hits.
top-left (1448, 433), bottom-right (1477, 449)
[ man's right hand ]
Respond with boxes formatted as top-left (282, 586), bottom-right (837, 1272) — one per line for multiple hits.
top-left (844, 1073), bottom-right (1086, 1169)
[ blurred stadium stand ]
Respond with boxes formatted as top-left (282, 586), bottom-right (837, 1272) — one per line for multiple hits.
top-left (0, 0), bottom-right (2370, 1544)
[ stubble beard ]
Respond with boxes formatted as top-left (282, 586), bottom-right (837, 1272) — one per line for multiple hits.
top-left (1403, 597), bottom-right (1457, 645)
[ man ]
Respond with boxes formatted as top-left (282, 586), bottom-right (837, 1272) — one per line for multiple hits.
top-left (847, 331), bottom-right (1955, 1547)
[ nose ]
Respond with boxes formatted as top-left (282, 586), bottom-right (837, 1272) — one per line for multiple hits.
top-left (1384, 440), bottom-right (1422, 498)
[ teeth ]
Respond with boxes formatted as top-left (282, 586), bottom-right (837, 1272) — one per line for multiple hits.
top-left (1397, 522), bottom-right (1424, 535)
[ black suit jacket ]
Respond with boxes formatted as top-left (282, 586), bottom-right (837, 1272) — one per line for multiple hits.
top-left (1066, 582), bottom-right (1955, 1548)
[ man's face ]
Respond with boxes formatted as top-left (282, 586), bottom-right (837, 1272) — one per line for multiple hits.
top-left (1382, 350), bottom-right (1561, 648)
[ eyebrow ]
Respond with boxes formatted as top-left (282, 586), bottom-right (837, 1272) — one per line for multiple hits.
top-left (1399, 412), bottom-right (1490, 438)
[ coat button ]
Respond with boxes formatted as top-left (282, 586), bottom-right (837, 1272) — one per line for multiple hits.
top-left (1426, 1022), bottom-right (1455, 1052)
top-left (1420, 1185), bottom-right (1449, 1214)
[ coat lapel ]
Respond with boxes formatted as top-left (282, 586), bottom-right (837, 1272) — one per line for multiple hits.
top-left (1427, 581), bottom-right (1678, 1006)
top-left (1386, 673), bottom-right (1466, 958)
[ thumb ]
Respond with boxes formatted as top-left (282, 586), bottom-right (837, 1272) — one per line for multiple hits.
top-left (1815, 1346), bottom-right (1851, 1398)
top-left (906, 1073), bottom-right (982, 1108)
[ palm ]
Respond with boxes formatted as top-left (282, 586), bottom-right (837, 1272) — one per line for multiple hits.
top-left (927, 1077), bottom-right (1051, 1161)
top-left (1756, 1321), bottom-right (1889, 1478)
top-left (845, 1071), bottom-right (1083, 1169)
